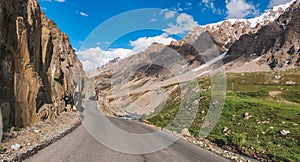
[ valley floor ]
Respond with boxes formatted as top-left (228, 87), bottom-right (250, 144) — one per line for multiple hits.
top-left (98, 67), bottom-right (300, 161)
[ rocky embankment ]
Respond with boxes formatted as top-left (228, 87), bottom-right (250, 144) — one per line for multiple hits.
top-left (0, 0), bottom-right (85, 134)
top-left (0, 111), bottom-right (81, 161)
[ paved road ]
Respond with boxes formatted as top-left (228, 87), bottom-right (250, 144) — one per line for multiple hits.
top-left (25, 100), bottom-right (230, 162)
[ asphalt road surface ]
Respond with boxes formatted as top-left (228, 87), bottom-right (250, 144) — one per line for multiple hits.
top-left (25, 100), bottom-right (230, 162)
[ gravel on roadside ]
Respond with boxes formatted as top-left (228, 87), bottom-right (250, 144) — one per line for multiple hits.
top-left (0, 111), bottom-right (81, 162)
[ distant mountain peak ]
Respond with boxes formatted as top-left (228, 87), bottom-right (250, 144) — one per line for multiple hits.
top-left (183, 0), bottom-right (297, 52)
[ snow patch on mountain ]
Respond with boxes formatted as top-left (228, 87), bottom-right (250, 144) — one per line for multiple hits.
top-left (205, 0), bottom-right (295, 29)
top-left (183, 0), bottom-right (296, 50)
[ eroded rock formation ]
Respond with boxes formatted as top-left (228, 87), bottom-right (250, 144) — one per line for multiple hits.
top-left (0, 0), bottom-right (85, 130)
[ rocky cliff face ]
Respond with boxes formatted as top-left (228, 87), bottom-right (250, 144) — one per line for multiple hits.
top-left (0, 0), bottom-right (85, 130)
top-left (225, 0), bottom-right (300, 69)
top-left (183, 2), bottom-right (292, 52)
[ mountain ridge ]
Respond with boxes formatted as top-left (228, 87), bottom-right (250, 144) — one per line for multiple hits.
top-left (94, 0), bottom-right (298, 79)
top-left (224, 0), bottom-right (300, 70)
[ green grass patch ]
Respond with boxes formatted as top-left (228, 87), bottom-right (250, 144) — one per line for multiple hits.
top-left (145, 68), bottom-right (300, 161)
top-left (281, 91), bottom-right (300, 103)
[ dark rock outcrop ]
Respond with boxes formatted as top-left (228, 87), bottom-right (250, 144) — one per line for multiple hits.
top-left (0, 0), bottom-right (85, 130)
top-left (225, 0), bottom-right (300, 69)
top-left (183, 4), bottom-right (288, 53)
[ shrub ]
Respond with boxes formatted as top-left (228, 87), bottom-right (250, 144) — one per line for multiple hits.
top-left (48, 19), bottom-right (56, 26)
top-left (51, 35), bottom-right (58, 40)
top-left (226, 132), bottom-right (246, 151)
top-left (237, 90), bottom-right (268, 98)
top-left (282, 90), bottom-right (300, 103)
top-left (0, 146), bottom-right (6, 153)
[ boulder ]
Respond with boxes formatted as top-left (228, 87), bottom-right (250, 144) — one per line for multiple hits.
top-left (114, 112), bottom-right (126, 117)
top-left (280, 130), bottom-right (290, 135)
top-left (243, 112), bottom-right (249, 120)
top-left (11, 143), bottom-right (21, 151)
top-left (181, 128), bottom-right (191, 137)
top-left (10, 132), bottom-right (18, 138)
top-left (285, 81), bottom-right (296, 85)
top-left (223, 127), bottom-right (229, 133)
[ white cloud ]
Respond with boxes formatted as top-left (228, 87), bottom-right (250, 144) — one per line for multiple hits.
top-left (225, 0), bottom-right (259, 19)
top-left (185, 2), bottom-right (192, 6)
top-left (96, 41), bottom-right (110, 45)
top-left (163, 13), bottom-right (199, 34)
top-left (42, 0), bottom-right (65, 2)
top-left (149, 18), bottom-right (157, 22)
top-left (159, 9), bottom-right (168, 14)
top-left (176, 3), bottom-right (184, 12)
top-left (268, 0), bottom-right (291, 8)
top-left (77, 34), bottom-right (175, 72)
top-left (159, 9), bottom-right (176, 19)
top-left (130, 34), bottom-right (175, 53)
top-left (182, 2), bottom-right (193, 11)
top-left (200, 0), bottom-right (223, 15)
top-left (79, 12), bottom-right (88, 17)
top-left (165, 11), bottom-right (176, 19)
top-left (210, 2), bottom-right (223, 14)
top-left (159, 2), bottom-right (192, 18)
top-left (77, 47), bottom-right (132, 72)
top-left (202, 0), bottom-right (210, 7)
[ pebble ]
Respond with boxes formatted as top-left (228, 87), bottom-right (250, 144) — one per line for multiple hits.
top-left (223, 127), bottom-right (229, 133)
top-left (11, 143), bottom-right (21, 151)
top-left (10, 132), bottom-right (18, 138)
top-left (180, 128), bottom-right (191, 137)
top-left (243, 112), bottom-right (249, 120)
top-left (280, 130), bottom-right (290, 135)
top-left (9, 127), bottom-right (15, 133)
top-left (34, 130), bottom-right (41, 133)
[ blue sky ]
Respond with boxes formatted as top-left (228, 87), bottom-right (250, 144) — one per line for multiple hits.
top-left (38, 0), bottom-right (292, 71)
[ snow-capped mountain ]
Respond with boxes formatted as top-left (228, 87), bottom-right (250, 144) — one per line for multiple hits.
top-left (225, 0), bottom-right (300, 69)
top-left (183, 0), bottom-right (296, 51)
top-left (94, 0), bottom-right (299, 83)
